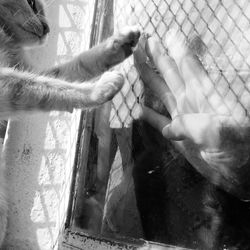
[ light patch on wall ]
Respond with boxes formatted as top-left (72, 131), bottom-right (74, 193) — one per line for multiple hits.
top-left (2, 0), bottom-right (95, 249)
top-left (30, 191), bottom-right (46, 223)
top-left (59, 5), bottom-right (71, 28)
top-left (36, 228), bottom-right (54, 250)
top-left (57, 34), bottom-right (68, 57)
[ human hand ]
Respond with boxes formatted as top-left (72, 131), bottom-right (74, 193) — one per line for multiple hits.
top-left (134, 31), bottom-right (250, 200)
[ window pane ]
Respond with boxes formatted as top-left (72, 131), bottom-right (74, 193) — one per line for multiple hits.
top-left (70, 1), bottom-right (250, 249)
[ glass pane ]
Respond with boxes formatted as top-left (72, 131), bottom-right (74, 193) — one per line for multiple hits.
top-left (71, 0), bottom-right (250, 249)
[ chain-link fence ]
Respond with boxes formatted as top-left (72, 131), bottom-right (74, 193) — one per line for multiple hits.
top-left (100, 0), bottom-right (250, 245)
top-left (72, 0), bottom-right (250, 248)
top-left (110, 0), bottom-right (250, 128)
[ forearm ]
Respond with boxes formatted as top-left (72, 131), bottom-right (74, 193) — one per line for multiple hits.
top-left (47, 32), bottom-right (131, 82)
top-left (46, 26), bottom-right (140, 82)
top-left (141, 106), bottom-right (171, 133)
top-left (0, 68), bottom-right (94, 116)
top-left (47, 41), bottom-right (114, 82)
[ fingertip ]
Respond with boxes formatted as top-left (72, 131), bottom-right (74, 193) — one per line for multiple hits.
top-left (164, 29), bottom-right (179, 47)
top-left (162, 124), bottom-right (171, 138)
top-left (133, 104), bottom-right (144, 120)
top-left (146, 36), bottom-right (167, 62)
top-left (162, 123), bottom-right (186, 141)
top-left (133, 35), bottom-right (148, 64)
top-left (164, 29), bottom-right (187, 60)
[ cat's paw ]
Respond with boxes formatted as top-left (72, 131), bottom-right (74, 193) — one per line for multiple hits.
top-left (110, 26), bottom-right (141, 58)
top-left (91, 71), bottom-right (124, 105)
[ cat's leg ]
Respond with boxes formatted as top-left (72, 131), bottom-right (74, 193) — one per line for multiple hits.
top-left (0, 68), bottom-right (124, 116)
top-left (47, 26), bottom-right (140, 82)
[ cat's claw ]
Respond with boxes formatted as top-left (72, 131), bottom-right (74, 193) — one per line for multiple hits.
top-left (112, 26), bottom-right (141, 57)
top-left (91, 71), bottom-right (124, 104)
top-left (119, 25), bottom-right (141, 46)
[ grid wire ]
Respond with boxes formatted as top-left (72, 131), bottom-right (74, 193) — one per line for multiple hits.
top-left (109, 0), bottom-right (250, 128)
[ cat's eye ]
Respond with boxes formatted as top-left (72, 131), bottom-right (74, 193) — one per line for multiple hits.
top-left (27, 0), bottom-right (38, 13)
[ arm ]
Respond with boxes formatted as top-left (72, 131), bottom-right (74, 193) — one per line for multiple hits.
top-left (0, 68), bottom-right (123, 118)
top-left (47, 27), bottom-right (140, 82)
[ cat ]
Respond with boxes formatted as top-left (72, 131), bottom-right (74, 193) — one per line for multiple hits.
top-left (0, 0), bottom-right (140, 246)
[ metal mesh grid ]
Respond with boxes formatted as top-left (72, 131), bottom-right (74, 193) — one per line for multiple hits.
top-left (73, 0), bottom-right (250, 242)
top-left (109, 0), bottom-right (250, 128)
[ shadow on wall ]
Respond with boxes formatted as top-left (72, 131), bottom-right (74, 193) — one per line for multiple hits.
top-left (2, 0), bottom-right (93, 249)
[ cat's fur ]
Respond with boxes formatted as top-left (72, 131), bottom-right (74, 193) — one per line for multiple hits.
top-left (0, 0), bottom-right (140, 245)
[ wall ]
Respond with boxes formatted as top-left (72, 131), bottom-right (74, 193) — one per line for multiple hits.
top-left (2, 0), bottom-right (94, 249)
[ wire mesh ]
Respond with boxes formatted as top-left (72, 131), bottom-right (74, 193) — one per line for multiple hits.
top-left (101, 0), bottom-right (250, 243)
top-left (110, 0), bottom-right (250, 128)
top-left (71, 0), bottom-right (250, 246)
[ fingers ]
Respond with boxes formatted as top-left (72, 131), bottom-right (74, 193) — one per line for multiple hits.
top-left (165, 30), bottom-right (216, 113)
top-left (139, 107), bottom-right (210, 144)
top-left (140, 107), bottom-right (231, 151)
top-left (164, 29), bottom-right (188, 65)
top-left (138, 105), bottom-right (198, 143)
top-left (134, 39), bottom-right (177, 116)
top-left (139, 106), bottom-right (171, 134)
top-left (162, 113), bottom-right (221, 149)
top-left (145, 36), bottom-right (186, 100)
top-left (133, 33), bottom-right (149, 64)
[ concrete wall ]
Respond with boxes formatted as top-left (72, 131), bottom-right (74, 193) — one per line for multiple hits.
top-left (2, 0), bottom-right (94, 249)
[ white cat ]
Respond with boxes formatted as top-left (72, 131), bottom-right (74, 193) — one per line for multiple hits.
top-left (0, 0), bottom-right (140, 245)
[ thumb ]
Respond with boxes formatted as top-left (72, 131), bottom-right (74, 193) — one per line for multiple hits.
top-left (162, 113), bottom-right (221, 147)
top-left (162, 117), bottom-right (187, 141)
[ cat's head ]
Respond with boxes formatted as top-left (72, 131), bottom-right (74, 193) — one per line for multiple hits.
top-left (0, 0), bottom-right (50, 47)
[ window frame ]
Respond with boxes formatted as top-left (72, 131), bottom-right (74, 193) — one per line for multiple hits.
top-left (59, 0), bottom-right (192, 249)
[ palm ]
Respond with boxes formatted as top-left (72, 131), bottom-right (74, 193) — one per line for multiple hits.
top-left (134, 31), bottom-right (250, 200)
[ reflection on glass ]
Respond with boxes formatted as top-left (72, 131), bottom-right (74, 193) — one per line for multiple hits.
top-left (71, 1), bottom-right (250, 250)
